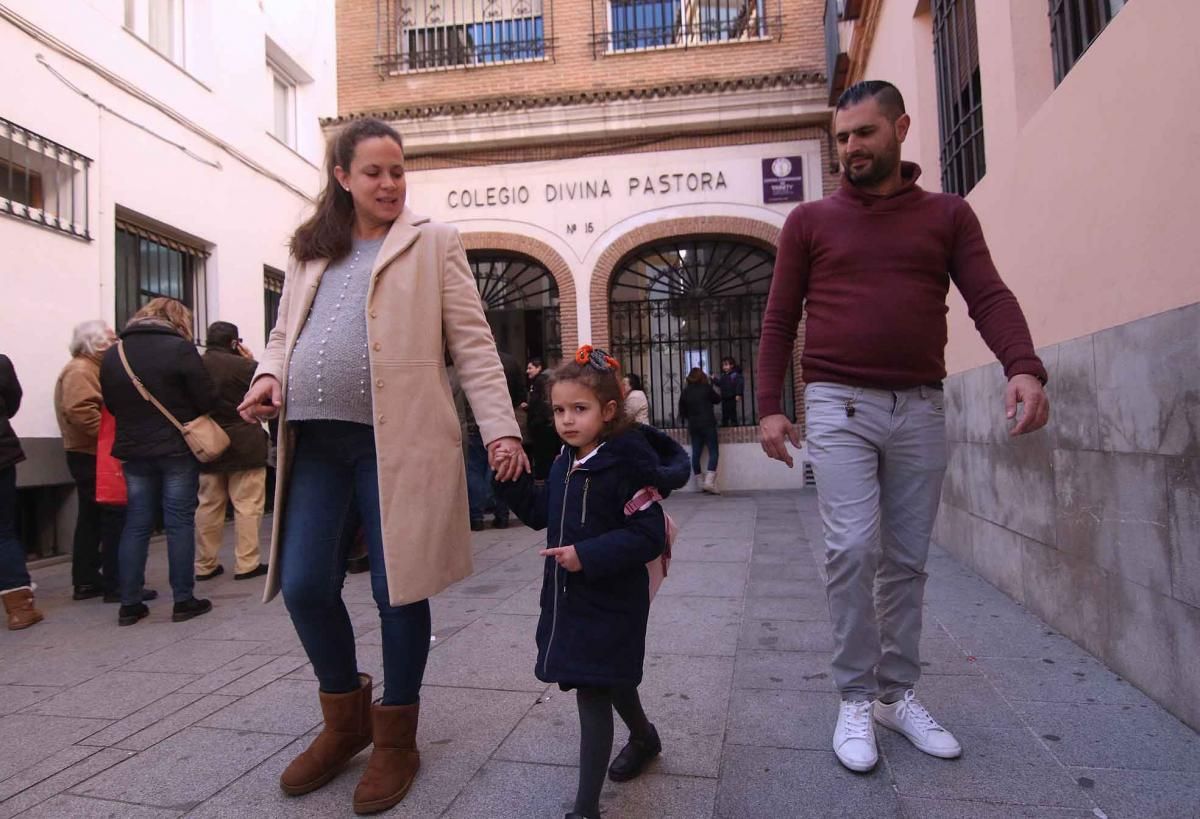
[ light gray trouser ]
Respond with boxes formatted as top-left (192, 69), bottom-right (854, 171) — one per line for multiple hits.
top-left (804, 382), bottom-right (947, 701)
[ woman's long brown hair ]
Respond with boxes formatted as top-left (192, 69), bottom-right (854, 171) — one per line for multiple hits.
top-left (291, 118), bottom-right (405, 263)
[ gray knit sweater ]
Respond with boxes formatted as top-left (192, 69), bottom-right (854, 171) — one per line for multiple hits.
top-left (286, 236), bottom-right (384, 426)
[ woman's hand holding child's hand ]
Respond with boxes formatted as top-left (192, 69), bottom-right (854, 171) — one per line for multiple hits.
top-left (488, 437), bottom-right (531, 481)
top-left (540, 545), bottom-right (582, 572)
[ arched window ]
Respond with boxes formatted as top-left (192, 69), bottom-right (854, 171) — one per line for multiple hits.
top-left (608, 237), bottom-right (793, 428)
top-left (468, 251), bottom-right (561, 364)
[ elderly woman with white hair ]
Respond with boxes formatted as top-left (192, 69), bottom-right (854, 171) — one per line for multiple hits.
top-left (54, 320), bottom-right (134, 603)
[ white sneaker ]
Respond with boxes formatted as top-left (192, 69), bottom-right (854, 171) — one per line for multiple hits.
top-left (873, 689), bottom-right (962, 759)
top-left (691, 474), bottom-right (703, 492)
top-left (702, 471), bottom-right (720, 494)
top-left (833, 700), bottom-right (878, 772)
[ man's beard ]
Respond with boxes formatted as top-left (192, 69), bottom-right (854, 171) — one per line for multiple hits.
top-left (845, 144), bottom-right (900, 188)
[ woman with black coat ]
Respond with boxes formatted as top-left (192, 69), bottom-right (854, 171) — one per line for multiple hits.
top-left (678, 367), bottom-right (722, 494)
top-left (100, 298), bottom-right (216, 627)
top-left (0, 354), bottom-right (44, 630)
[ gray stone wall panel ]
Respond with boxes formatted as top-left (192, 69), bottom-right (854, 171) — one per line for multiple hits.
top-left (1054, 450), bottom-right (1171, 592)
top-left (1094, 302), bottom-right (1200, 457)
top-left (1052, 335), bottom-right (1101, 452)
top-left (1168, 456), bottom-right (1200, 606)
top-left (1020, 537), bottom-right (1109, 657)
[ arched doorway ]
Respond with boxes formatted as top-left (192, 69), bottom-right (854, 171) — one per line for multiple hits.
top-left (468, 251), bottom-right (562, 365)
top-left (608, 236), bottom-right (793, 428)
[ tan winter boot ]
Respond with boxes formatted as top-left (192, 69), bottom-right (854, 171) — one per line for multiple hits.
top-left (353, 701), bottom-right (420, 814)
top-left (3, 587), bottom-right (44, 630)
top-left (703, 471), bottom-right (720, 494)
top-left (280, 674), bottom-right (373, 796)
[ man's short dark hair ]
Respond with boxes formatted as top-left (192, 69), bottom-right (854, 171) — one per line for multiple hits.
top-left (836, 81), bottom-right (906, 121)
top-left (206, 321), bottom-right (239, 348)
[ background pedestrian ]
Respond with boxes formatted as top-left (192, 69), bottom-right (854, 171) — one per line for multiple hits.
top-left (622, 373), bottom-right (650, 424)
top-left (678, 367), bottom-right (721, 493)
top-left (194, 321), bottom-right (269, 582)
top-left (54, 320), bottom-right (127, 602)
top-left (100, 298), bottom-right (214, 627)
top-left (714, 357), bottom-right (744, 426)
top-left (0, 354), bottom-right (43, 631)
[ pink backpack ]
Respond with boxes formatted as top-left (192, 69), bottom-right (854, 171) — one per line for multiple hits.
top-left (624, 487), bottom-right (678, 601)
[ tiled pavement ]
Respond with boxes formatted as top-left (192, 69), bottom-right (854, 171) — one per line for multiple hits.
top-left (1, 490), bottom-right (1197, 818)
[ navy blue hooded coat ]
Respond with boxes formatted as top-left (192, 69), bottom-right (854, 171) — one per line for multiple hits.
top-left (497, 424), bottom-right (689, 689)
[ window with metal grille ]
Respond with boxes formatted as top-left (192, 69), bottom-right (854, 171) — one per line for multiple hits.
top-left (932, 0), bottom-right (986, 196)
top-left (0, 117), bottom-right (91, 240)
top-left (1049, 0), bottom-right (1126, 85)
top-left (608, 237), bottom-right (791, 428)
top-left (602, 0), bottom-right (772, 53)
top-left (264, 265), bottom-right (285, 344)
top-left (468, 252), bottom-right (561, 364)
top-left (377, 0), bottom-right (548, 73)
top-left (115, 218), bottom-right (208, 341)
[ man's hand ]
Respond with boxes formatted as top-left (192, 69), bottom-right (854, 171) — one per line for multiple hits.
top-left (237, 375), bottom-right (282, 423)
top-left (488, 436), bottom-right (530, 481)
top-left (1005, 374), bottom-right (1050, 436)
top-left (759, 413), bottom-right (800, 468)
top-left (540, 545), bottom-right (582, 572)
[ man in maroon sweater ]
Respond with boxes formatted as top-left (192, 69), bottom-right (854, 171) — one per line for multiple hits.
top-left (756, 81), bottom-right (1050, 773)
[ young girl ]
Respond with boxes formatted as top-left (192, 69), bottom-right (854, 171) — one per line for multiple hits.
top-left (495, 346), bottom-right (689, 819)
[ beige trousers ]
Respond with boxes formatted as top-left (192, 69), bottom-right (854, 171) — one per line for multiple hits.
top-left (195, 468), bottom-right (266, 575)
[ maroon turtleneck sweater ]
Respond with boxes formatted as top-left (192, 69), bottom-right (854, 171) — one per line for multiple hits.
top-left (756, 163), bottom-right (1047, 417)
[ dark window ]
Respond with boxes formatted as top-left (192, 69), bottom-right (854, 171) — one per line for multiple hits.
top-left (1049, 0), bottom-right (1126, 85)
top-left (114, 218), bottom-right (208, 340)
top-left (608, 237), bottom-right (791, 428)
top-left (264, 265), bottom-right (285, 343)
top-left (0, 116), bottom-right (91, 240)
top-left (378, 0), bottom-right (548, 72)
top-left (603, 0), bottom-right (770, 53)
top-left (932, 0), bottom-right (986, 196)
top-left (468, 252), bottom-right (561, 364)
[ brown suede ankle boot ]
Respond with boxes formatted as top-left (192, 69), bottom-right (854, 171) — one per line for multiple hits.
top-left (3, 588), bottom-right (44, 630)
top-left (352, 701), bottom-right (420, 814)
top-left (280, 674), bottom-right (373, 796)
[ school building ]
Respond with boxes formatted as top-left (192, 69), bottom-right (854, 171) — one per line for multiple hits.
top-left (330, 0), bottom-right (837, 491)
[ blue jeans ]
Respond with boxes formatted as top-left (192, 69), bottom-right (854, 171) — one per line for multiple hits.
top-left (119, 456), bottom-right (200, 605)
top-left (689, 426), bottom-right (719, 474)
top-left (281, 421), bottom-right (431, 705)
top-left (466, 430), bottom-right (507, 524)
top-left (0, 466), bottom-right (32, 592)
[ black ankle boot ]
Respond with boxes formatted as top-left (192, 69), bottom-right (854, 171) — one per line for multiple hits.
top-left (607, 723), bottom-right (662, 782)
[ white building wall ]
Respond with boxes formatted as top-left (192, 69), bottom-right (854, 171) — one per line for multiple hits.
top-left (0, 0), bottom-right (335, 448)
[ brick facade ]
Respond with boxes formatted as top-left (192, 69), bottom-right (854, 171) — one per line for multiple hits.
top-left (336, 0), bottom-right (828, 117)
top-left (460, 231), bottom-right (579, 353)
top-left (335, 0), bottom-right (833, 439)
top-left (405, 124), bottom-right (840, 174)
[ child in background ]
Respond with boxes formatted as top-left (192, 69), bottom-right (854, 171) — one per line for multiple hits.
top-left (494, 346), bottom-right (689, 819)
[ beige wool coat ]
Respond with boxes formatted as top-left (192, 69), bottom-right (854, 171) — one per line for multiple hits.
top-left (255, 209), bottom-right (521, 606)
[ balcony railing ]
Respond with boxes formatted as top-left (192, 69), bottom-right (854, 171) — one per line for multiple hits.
top-left (0, 117), bottom-right (91, 241)
top-left (376, 0), bottom-right (552, 73)
top-left (593, 1), bottom-right (780, 55)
